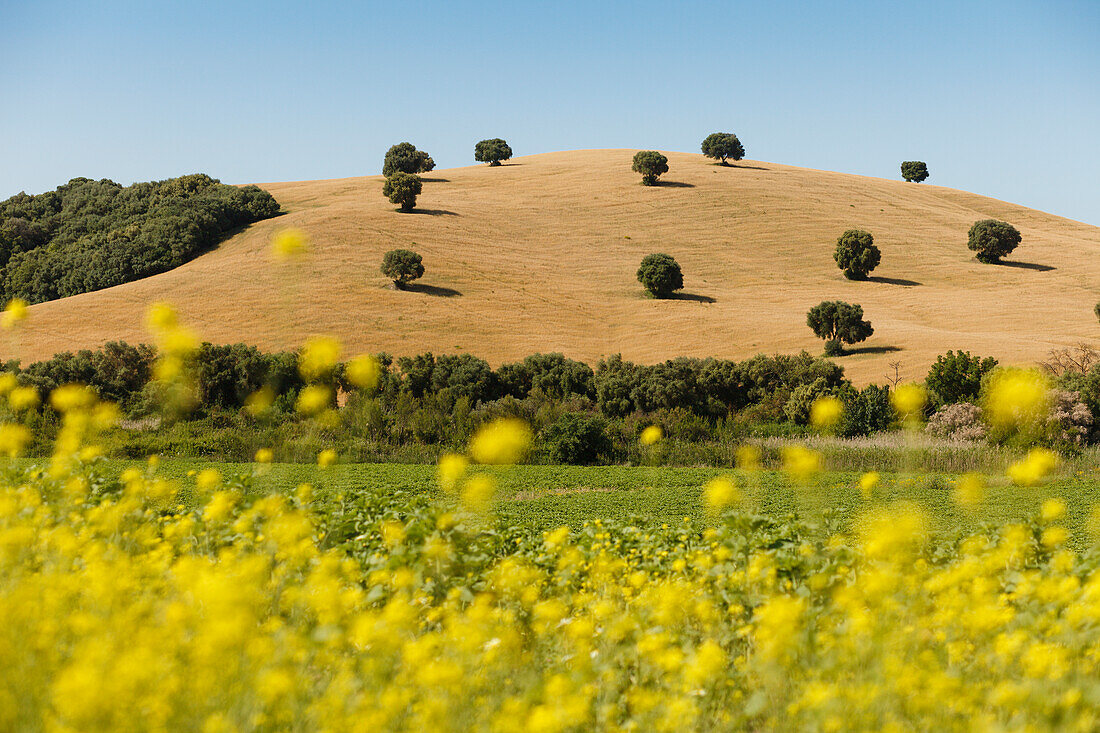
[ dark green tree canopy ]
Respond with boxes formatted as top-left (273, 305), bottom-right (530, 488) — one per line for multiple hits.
top-left (382, 143), bottom-right (435, 177)
top-left (0, 175), bottom-right (279, 304)
top-left (474, 138), bottom-right (513, 166)
top-left (806, 301), bottom-right (874, 350)
top-left (901, 161), bottom-right (929, 183)
top-left (925, 350), bottom-right (998, 404)
top-left (381, 173), bottom-right (423, 212)
top-left (701, 133), bottom-right (745, 164)
top-left (833, 229), bottom-right (881, 280)
top-left (636, 253), bottom-right (683, 298)
top-left (632, 151), bottom-right (669, 186)
top-left (381, 249), bottom-right (425, 287)
top-left (968, 219), bottom-right (1021, 263)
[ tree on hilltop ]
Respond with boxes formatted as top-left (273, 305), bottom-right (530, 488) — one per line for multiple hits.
top-left (474, 139), bottom-right (513, 166)
top-left (383, 143), bottom-right (435, 176)
top-left (632, 151), bottom-right (669, 186)
top-left (701, 133), bottom-right (746, 165)
top-left (382, 172), bottom-right (423, 212)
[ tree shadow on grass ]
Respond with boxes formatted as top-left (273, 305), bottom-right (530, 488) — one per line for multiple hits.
top-left (404, 208), bottom-right (459, 216)
top-left (658, 180), bottom-right (696, 188)
top-left (843, 345), bottom-right (903, 356)
top-left (996, 260), bottom-right (1055, 272)
top-left (418, 177), bottom-right (450, 183)
top-left (715, 162), bottom-right (770, 171)
top-left (668, 292), bottom-right (716, 303)
top-left (402, 283), bottom-right (463, 298)
top-left (867, 275), bottom-right (922, 287)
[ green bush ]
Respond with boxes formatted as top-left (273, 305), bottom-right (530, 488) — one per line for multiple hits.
top-left (926, 350), bottom-right (998, 404)
top-left (382, 173), bottom-right (423, 212)
top-left (497, 353), bottom-right (595, 400)
top-left (636, 253), bottom-right (683, 298)
top-left (541, 413), bottom-right (611, 464)
top-left (806, 301), bottom-right (873, 353)
top-left (381, 249), bottom-right (425, 288)
top-left (0, 175), bottom-right (279, 304)
top-left (901, 161), bottom-right (929, 182)
top-left (700, 133), bottom-right (745, 165)
top-left (474, 139), bottom-right (513, 166)
top-left (382, 143), bottom-right (435, 176)
top-left (968, 219), bottom-right (1021, 263)
top-left (632, 151), bottom-right (669, 186)
top-left (840, 384), bottom-right (894, 437)
top-left (783, 378), bottom-right (834, 424)
top-left (823, 339), bottom-right (844, 357)
top-left (833, 229), bottom-right (881, 280)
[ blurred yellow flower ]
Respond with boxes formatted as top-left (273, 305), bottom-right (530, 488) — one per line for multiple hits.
top-left (254, 448), bottom-right (274, 464)
top-left (640, 425), bottom-right (663, 446)
top-left (704, 476), bottom-right (740, 510)
top-left (195, 469), bottom-right (221, 493)
top-left (299, 337), bottom-right (342, 381)
top-left (295, 385), bottom-right (332, 416)
top-left (437, 453), bottom-right (469, 492)
top-left (461, 473), bottom-right (496, 512)
top-left (1007, 448), bottom-right (1057, 487)
top-left (953, 473), bottom-right (985, 507)
top-left (736, 444), bottom-right (761, 471)
top-left (1040, 497), bottom-right (1066, 522)
top-left (49, 384), bottom-right (95, 412)
top-left (810, 396), bottom-right (843, 430)
top-left (145, 301), bottom-right (178, 332)
top-left (317, 449), bottom-right (337, 467)
top-left (469, 418), bottom-right (532, 465)
top-left (346, 354), bottom-right (381, 390)
top-left (859, 471), bottom-right (880, 499)
top-left (8, 386), bottom-right (39, 412)
top-left (984, 368), bottom-right (1050, 430)
top-left (0, 423), bottom-right (31, 458)
top-left (0, 373), bottom-right (16, 396)
top-left (271, 228), bottom-right (308, 260)
top-left (245, 387), bottom-right (275, 416)
top-left (891, 383), bottom-right (926, 421)
top-left (782, 445), bottom-right (823, 482)
top-left (1, 298), bottom-right (29, 329)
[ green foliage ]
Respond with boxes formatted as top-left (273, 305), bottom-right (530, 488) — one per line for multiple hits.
top-left (541, 413), bottom-right (612, 464)
top-left (833, 229), bottom-right (880, 280)
top-left (497, 353), bottom-right (595, 400)
top-left (631, 151), bottom-right (669, 185)
top-left (968, 219), bottom-right (1021, 263)
top-left (900, 161), bottom-right (929, 183)
top-left (700, 133), bottom-right (745, 164)
top-left (823, 339), bottom-right (844, 357)
top-left (783, 378), bottom-right (835, 424)
top-left (840, 384), bottom-right (894, 437)
top-left (474, 138), bottom-right (513, 166)
top-left (195, 343), bottom-right (277, 410)
top-left (806, 301), bottom-right (874, 350)
top-left (0, 175), bottom-right (279, 304)
top-left (382, 173), bottom-right (423, 212)
top-left (381, 249), bottom-right (425, 287)
top-left (20, 341), bottom-right (155, 411)
top-left (396, 353), bottom-right (500, 405)
top-left (636, 253), bottom-right (683, 298)
top-left (381, 143), bottom-right (435, 176)
top-left (926, 350), bottom-right (999, 404)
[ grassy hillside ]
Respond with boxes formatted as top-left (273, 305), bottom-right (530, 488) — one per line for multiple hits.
top-left (14, 149), bottom-right (1100, 383)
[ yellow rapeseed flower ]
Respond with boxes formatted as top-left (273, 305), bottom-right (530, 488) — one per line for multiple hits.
top-left (859, 471), bottom-right (880, 499)
top-left (782, 445), bottom-right (823, 482)
top-left (299, 337), bottom-right (342, 381)
top-left (640, 425), bottom-right (663, 446)
top-left (953, 473), bottom-right (985, 507)
top-left (0, 423), bottom-right (31, 458)
top-left (49, 384), bottom-right (96, 412)
top-left (469, 418), bottom-right (532, 465)
top-left (1007, 448), bottom-right (1057, 487)
top-left (145, 301), bottom-right (177, 332)
top-left (271, 228), bottom-right (309, 260)
top-left (346, 354), bottom-right (381, 390)
top-left (1040, 497), bottom-right (1066, 523)
top-left (810, 396), bottom-right (843, 430)
top-left (8, 386), bottom-right (39, 412)
top-left (195, 469), bottom-right (222, 493)
top-left (891, 383), bottom-right (927, 422)
top-left (295, 385), bottom-right (332, 416)
top-left (736, 444), bottom-right (761, 471)
top-left (0, 372), bottom-right (16, 396)
top-left (437, 453), bottom-right (469, 492)
top-left (245, 387), bottom-right (275, 416)
top-left (984, 368), bottom-right (1050, 430)
top-left (317, 449), bottom-right (337, 467)
top-left (461, 473), bottom-right (497, 512)
top-left (1, 298), bottom-right (29, 329)
top-left (254, 448), bottom-right (274, 464)
top-left (704, 476), bottom-right (740, 510)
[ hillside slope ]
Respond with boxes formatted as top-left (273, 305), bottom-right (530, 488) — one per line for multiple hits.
top-left (14, 149), bottom-right (1100, 384)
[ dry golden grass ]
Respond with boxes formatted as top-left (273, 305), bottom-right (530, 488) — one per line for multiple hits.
top-left (14, 149), bottom-right (1100, 384)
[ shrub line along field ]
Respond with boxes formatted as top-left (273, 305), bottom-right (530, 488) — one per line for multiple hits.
top-left (13, 149), bottom-right (1100, 384)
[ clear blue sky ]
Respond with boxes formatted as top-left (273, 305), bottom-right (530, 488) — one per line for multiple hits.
top-left (2, 0), bottom-right (1098, 224)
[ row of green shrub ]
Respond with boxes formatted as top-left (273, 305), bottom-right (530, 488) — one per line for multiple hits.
top-left (0, 174), bottom-right (279, 303)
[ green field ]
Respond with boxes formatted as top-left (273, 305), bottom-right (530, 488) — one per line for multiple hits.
top-left (110, 459), bottom-right (1100, 546)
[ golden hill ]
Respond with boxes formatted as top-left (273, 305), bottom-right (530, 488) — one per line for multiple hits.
top-left (14, 149), bottom-right (1100, 384)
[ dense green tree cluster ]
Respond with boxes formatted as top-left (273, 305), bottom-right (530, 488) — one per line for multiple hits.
top-left (925, 350), bottom-right (998, 404)
top-left (0, 175), bottom-right (279, 304)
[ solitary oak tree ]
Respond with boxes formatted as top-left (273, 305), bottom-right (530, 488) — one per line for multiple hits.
top-left (636, 253), bottom-right (683, 298)
top-left (701, 133), bottom-right (745, 165)
top-left (632, 151), bottom-right (669, 186)
top-left (474, 138), bottom-right (513, 166)
top-left (381, 249), bottom-right (424, 289)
